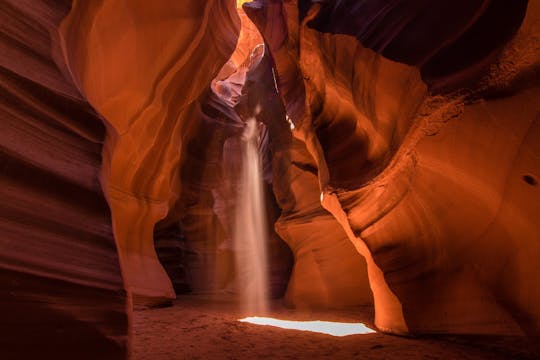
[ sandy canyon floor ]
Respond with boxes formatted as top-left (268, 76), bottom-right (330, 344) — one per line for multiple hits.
top-left (132, 295), bottom-right (539, 360)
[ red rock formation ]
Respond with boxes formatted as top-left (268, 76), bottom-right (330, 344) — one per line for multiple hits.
top-left (227, 7), bottom-right (265, 74)
top-left (3, 0), bottom-right (540, 357)
top-left (237, 47), bottom-right (373, 308)
top-left (170, 47), bottom-right (293, 297)
top-left (245, 0), bottom-right (540, 336)
top-left (1, 0), bottom-right (127, 357)
top-left (60, 0), bottom-right (241, 306)
top-left (175, 87), bottom-right (243, 293)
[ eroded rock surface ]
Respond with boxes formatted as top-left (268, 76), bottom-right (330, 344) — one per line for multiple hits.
top-left (237, 47), bottom-right (373, 308)
top-left (245, 0), bottom-right (540, 336)
top-left (60, 0), bottom-right (241, 305)
top-left (2, 1), bottom-right (540, 357)
top-left (1, 0), bottom-right (127, 357)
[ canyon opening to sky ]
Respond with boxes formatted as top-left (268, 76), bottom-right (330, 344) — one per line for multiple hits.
top-left (1, 0), bottom-right (540, 359)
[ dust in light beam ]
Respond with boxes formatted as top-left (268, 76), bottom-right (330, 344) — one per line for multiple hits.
top-left (239, 317), bottom-right (376, 336)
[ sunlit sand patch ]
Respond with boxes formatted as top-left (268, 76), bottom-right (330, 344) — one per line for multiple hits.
top-left (239, 317), bottom-right (376, 336)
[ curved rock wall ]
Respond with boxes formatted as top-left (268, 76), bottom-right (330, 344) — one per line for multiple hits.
top-left (176, 88), bottom-right (243, 293)
top-left (172, 48), bottom-right (293, 298)
top-left (0, 0), bottom-right (127, 357)
top-left (304, 0), bottom-right (529, 92)
top-left (59, 0), bottom-right (241, 305)
top-left (245, 0), bottom-right (540, 336)
top-left (238, 48), bottom-right (373, 308)
top-left (3, 1), bottom-right (540, 356)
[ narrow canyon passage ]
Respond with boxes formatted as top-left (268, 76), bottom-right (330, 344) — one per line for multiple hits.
top-left (1, 0), bottom-right (540, 359)
top-left (135, 2), bottom-right (540, 358)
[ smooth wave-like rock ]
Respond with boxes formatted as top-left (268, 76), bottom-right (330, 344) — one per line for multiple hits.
top-left (176, 87), bottom-right (243, 293)
top-left (3, 1), bottom-right (540, 357)
top-left (237, 44), bottom-right (373, 308)
top-left (172, 46), bottom-right (293, 297)
top-left (304, 0), bottom-right (529, 92)
top-left (1, 0), bottom-right (127, 357)
top-left (60, 0), bottom-right (241, 305)
top-left (246, 0), bottom-right (539, 336)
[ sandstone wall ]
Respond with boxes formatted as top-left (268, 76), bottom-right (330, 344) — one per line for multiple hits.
top-left (60, 0), bottom-right (241, 305)
top-left (1, 0), bottom-right (128, 357)
top-left (245, 0), bottom-right (540, 336)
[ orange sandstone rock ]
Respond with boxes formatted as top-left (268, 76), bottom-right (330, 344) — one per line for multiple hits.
top-left (60, 0), bottom-right (240, 305)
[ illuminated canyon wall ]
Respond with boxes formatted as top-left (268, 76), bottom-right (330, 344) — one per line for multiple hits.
top-left (237, 47), bottom-right (373, 308)
top-left (60, 0), bottom-right (241, 305)
top-left (1, 0), bottom-right (540, 358)
top-left (244, 0), bottom-right (540, 336)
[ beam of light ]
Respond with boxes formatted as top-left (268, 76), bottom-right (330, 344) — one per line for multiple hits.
top-left (239, 317), bottom-right (376, 337)
top-left (235, 118), bottom-right (270, 314)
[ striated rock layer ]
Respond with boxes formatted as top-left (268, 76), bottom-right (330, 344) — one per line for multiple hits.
top-left (245, 0), bottom-right (540, 336)
top-left (60, 0), bottom-right (241, 305)
top-left (172, 44), bottom-right (293, 298)
top-left (0, 0), bottom-right (127, 358)
top-left (3, 1), bottom-right (540, 357)
top-left (237, 47), bottom-right (373, 308)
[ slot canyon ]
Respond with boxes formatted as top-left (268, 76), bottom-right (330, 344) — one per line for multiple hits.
top-left (1, 0), bottom-right (539, 359)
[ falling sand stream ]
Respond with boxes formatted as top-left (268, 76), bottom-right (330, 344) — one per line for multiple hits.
top-left (233, 117), bottom-right (269, 315)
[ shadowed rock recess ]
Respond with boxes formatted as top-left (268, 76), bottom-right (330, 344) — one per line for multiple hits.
top-left (1, 0), bottom-right (539, 358)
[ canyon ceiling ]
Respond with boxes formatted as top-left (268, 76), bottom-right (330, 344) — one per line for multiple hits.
top-left (1, 0), bottom-right (539, 358)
